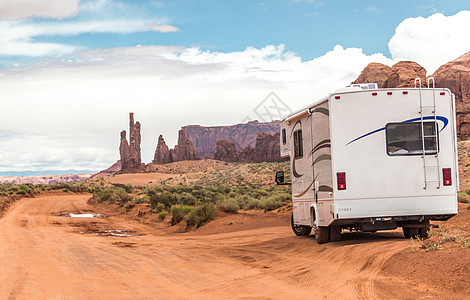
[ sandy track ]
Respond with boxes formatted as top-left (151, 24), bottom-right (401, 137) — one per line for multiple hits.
top-left (0, 194), bottom-right (453, 299)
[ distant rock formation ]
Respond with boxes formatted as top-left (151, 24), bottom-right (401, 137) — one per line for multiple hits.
top-left (432, 51), bottom-right (470, 139)
top-left (352, 61), bottom-right (426, 88)
top-left (90, 160), bottom-right (122, 178)
top-left (153, 129), bottom-right (198, 164)
top-left (214, 132), bottom-right (284, 163)
top-left (214, 139), bottom-right (238, 162)
top-left (0, 174), bottom-right (91, 184)
top-left (152, 135), bottom-right (172, 164)
top-left (183, 120), bottom-right (280, 158)
top-left (119, 113), bottom-right (143, 172)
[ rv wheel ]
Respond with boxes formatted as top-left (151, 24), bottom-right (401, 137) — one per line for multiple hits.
top-left (291, 214), bottom-right (312, 236)
top-left (417, 220), bottom-right (431, 238)
top-left (314, 226), bottom-right (329, 244)
top-left (329, 225), bottom-right (341, 242)
top-left (402, 226), bottom-right (419, 238)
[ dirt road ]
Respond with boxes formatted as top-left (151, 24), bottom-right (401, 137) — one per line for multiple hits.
top-left (0, 194), bottom-right (465, 299)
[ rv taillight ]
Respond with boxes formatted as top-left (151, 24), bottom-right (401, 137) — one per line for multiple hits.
top-left (443, 168), bottom-right (452, 186)
top-left (335, 96), bottom-right (341, 99)
top-left (440, 92), bottom-right (446, 95)
top-left (337, 172), bottom-right (346, 190)
top-left (403, 91), bottom-right (408, 95)
top-left (372, 92), bottom-right (377, 96)
top-left (387, 92), bottom-right (393, 95)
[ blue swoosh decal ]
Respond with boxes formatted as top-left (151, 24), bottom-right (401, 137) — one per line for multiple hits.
top-left (346, 116), bottom-right (448, 146)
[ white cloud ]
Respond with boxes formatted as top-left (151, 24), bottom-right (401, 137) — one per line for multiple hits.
top-left (151, 24), bottom-right (180, 33)
top-left (0, 0), bottom-right (80, 19)
top-left (0, 0), bottom-right (179, 57)
top-left (0, 44), bottom-right (392, 173)
top-left (389, 10), bottom-right (470, 74)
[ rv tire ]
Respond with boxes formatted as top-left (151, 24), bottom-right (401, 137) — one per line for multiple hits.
top-left (291, 214), bottom-right (312, 236)
top-left (329, 225), bottom-right (341, 242)
top-left (402, 226), bottom-right (419, 238)
top-left (417, 220), bottom-right (431, 238)
top-left (314, 226), bottom-right (329, 244)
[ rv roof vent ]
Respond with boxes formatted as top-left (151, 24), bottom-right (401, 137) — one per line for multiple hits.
top-left (348, 83), bottom-right (378, 90)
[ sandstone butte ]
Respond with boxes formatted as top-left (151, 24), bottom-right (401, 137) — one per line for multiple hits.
top-left (119, 112), bottom-right (143, 172)
top-left (352, 51), bottom-right (470, 139)
top-left (152, 129), bottom-right (198, 164)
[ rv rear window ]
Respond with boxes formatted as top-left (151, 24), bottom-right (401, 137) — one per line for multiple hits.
top-left (293, 129), bottom-right (303, 159)
top-left (282, 129), bottom-right (286, 145)
top-left (386, 122), bottom-right (439, 156)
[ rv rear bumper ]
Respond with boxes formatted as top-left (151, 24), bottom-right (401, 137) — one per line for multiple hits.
top-left (333, 195), bottom-right (458, 220)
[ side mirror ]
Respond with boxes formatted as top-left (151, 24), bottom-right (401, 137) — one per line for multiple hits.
top-left (275, 171), bottom-right (285, 185)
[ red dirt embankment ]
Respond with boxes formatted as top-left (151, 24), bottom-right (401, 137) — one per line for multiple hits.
top-left (0, 194), bottom-right (469, 299)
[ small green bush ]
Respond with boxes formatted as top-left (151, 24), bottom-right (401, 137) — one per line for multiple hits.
top-left (181, 205), bottom-right (193, 215)
top-left (158, 211), bottom-right (167, 221)
top-left (245, 198), bottom-right (261, 209)
top-left (218, 197), bottom-right (239, 213)
top-left (170, 206), bottom-right (185, 225)
top-left (63, 188), bottom-right (69, 192)
top-left (155, 202), bottom-right (166, 213)
top-left (259, 195), bottom-right (283, 211)
top-left (187, 203), bottom-right (217, 228)
top-left (458, 192), bottom-right (470, 203)
top-left (94, 187), bottom-right (132, 204)
top-left (16, 189), bottom-right (27, 195)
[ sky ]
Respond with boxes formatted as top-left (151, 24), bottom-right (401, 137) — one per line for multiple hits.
top-left (1, 0), bottom-right (470, 176)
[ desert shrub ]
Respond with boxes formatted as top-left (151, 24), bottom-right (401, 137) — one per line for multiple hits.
top-left (63, 188), bottom-right (69, 192)
top-left (179, 192), bottom-right (196, 205)
top-left (181, 205), bottom-right (193, 215)
top-left (94, 187), bottom-right (132, 204)
top-left (259, 195), bottom-right (285, 211)
top-left (148, 189), bottom-right (178, 209)
top-left (458, 192), bottom-right (470, 203)
top-left (187, 203), bottom-right (217, 228)
top-left (170, 206), bottom-right (185, 225)
top-left (158, 211), bottom-right (167, 221)
top-left (16, 189), bottom-right (27, 195)
top-left (245, 198), bottom-right (261, 209)
top-left (195, 200), bottom-right (203, 205)
top-left (218, 197), bottom-right (239, 213)
top-left (155, 202), bottom-right (166, 213)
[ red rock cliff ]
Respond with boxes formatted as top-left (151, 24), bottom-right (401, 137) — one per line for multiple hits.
top-left (432, 51), bottom-right (470, 139)
top-left (214, 132), bottom-right (285, 163)
top-left (352, 61), bottom-right (427, 88)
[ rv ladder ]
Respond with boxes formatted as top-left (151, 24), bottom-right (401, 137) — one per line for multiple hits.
top-left (415, 77), bottom-right (441, 189)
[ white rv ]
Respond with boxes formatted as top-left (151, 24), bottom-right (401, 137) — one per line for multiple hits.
top-left (276, 79), bottom-right (458, 243)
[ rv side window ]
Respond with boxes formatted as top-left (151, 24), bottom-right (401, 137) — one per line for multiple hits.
top-left (386, 122), bottom-right (439, 156)
top-left (293, 129), bottom-right (303, 159)
top-left (282, 129), bottom-right (286, 145)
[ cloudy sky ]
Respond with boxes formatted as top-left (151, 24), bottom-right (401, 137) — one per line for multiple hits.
top-left (1, 0), bottom-right (469, 176)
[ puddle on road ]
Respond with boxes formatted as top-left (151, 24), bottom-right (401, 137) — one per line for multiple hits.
top-left (54, 211), bottom-right (105, 218)
top-left (80, 229), bottom-right (139, 237)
